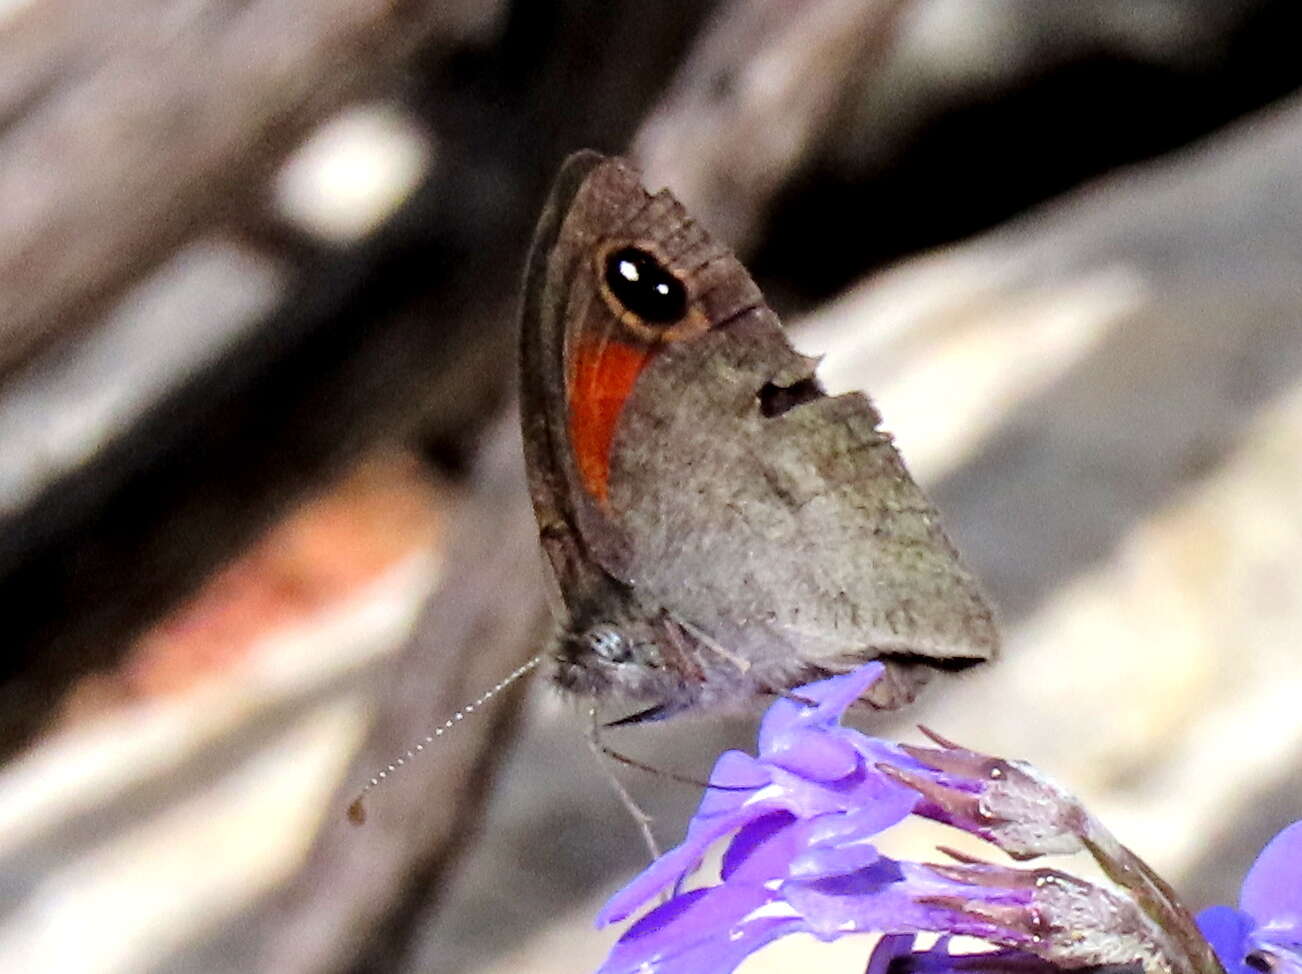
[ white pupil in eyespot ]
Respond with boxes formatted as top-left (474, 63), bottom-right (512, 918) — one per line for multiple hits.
top-left (615, 259), bottom-right (672, 297)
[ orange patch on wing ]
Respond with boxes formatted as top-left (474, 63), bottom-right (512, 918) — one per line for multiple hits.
top-left (569, 337), bottom-right (653, 504)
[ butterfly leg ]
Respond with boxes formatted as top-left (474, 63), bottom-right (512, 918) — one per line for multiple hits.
top-left (672, 612), bottom-right (819, 709)
top-left (586, 707), bottom-right (662, 859)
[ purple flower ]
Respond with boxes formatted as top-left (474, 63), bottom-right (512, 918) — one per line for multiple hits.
top-left (879, 729), bottom-right (1225, 974)
top-left (594, 661), bottom-right (1247, 974)
top-left (1198, 822), bottom-right (1302, 974)
top-left (596, 665), bottom-right (1065, 974)
top-left (864, 933), bottom-right (1097, 974)
top-left (877, 728), bottom-right (1088, 861)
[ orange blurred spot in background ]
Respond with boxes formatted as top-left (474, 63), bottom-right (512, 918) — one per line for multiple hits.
top-left (62, 448), bottom-right (443, 721)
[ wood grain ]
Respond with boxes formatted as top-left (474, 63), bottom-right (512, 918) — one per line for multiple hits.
top-left (0, 0), bottom-right (502, 377)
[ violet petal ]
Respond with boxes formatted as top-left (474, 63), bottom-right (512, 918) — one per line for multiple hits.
top-left (1241, 822), bottom-right (1302, 934)
top-left (864, 932), bottom-right (917, 974)
top-left (721, 811), bottom-right (800, 883)
top-left (758, 663), bottom-right (885, 751)
top-left (787, 803), bottom-right (916, 880)
top-left (598, 751), bottom-right (774, 925)
top-left (1198, 905), bottom-right (1254, 974)
top-left (782, 859), bottom-right (1030, 943)
top-left (765, 725), bottom-right (862, 781)
top-left (597, 883), bottom-right (804, 974)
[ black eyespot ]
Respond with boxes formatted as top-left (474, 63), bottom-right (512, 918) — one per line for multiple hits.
top-left (1246, 952), bottom-right (1276, 973)
top-left (604, 247), bottom-right (688, 324)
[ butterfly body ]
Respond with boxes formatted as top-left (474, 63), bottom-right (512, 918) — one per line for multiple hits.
top-left (520, 151), bottom-right (997, 720)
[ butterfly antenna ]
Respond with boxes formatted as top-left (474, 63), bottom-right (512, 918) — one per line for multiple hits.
top-left (346, 654), bottom-right (544, 825)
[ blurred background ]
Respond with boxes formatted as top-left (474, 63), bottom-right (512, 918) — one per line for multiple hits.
top-left (1, 1), bottom-right (1301, 971)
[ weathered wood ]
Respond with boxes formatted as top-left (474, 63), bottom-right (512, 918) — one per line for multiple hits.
top-left (0, 155), bottom-right (518, 753)
top-left (0, 0), bottom-right (722, 756)
top-left (8, 3), bottom-right (1302, 972)
top-left (632, 0), bottom-right (912, 250)
top-left (0, 0), bottom-right (503, 377)
top-left (794, 92), bottom-right (1302, 621)
top-left (252, 417), bottom-right (550, 974)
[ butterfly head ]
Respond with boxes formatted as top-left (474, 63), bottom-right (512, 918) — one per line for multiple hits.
top-left (553, 609), bottom-right (670, 702)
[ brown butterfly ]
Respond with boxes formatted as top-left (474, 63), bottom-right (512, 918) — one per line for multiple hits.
top-left (519, 151), bottom-right (997, 723)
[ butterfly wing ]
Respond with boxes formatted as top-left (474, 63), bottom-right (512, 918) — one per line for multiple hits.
top-left (608, 316), bottom-right (999, 708)
top-left (519, 151), bottom-right (638, 608)
top-left (520, 152), bottom-right (997, 712)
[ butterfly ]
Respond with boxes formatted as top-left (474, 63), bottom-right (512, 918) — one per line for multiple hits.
top-left (519, 151), bottom-right (997, 723)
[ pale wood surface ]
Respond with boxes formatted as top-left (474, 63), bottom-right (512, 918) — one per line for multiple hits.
top-left (0, 2), bottom-right (1300, 973)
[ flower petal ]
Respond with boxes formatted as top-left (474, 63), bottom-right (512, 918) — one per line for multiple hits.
top-left (783, 858), bottom-right (969, 940)
top-left (1198, 905), bottom-right (1255, 974)
top-left (764, 725), bottom-right (862, 781)
top-left (785, 801), bottom-right (913, 881)
top-left (600, 747), bottom-right (916, 925)
top-left (1246, 937), bottom-right (1302, 974)
top-left (720, 811), bottom-right (799, 883)
top-left (789, 838), bottom-right (882, 882)
top-left (598, 753), bottom-right (773, 925)
top-left (1241, 822), bottom-right (1302, 934)
top-left (758, 662), bottom-right (885, 751)
top-left (597, 884), bottom-right (804, 974)
top-left (865, 933), bottom-right (918, 974)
